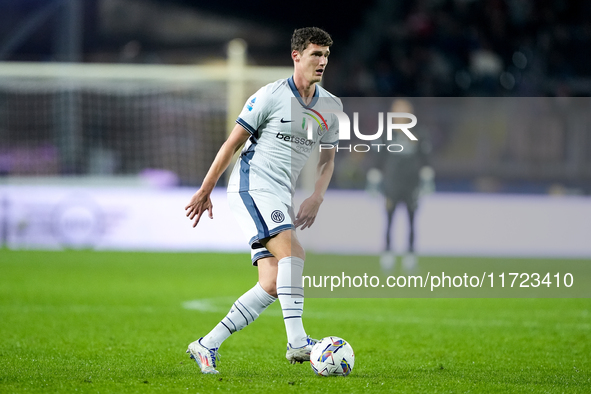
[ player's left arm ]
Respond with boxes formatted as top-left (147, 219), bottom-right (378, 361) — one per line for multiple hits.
top-left (294, 147), bottom-right (336, 230)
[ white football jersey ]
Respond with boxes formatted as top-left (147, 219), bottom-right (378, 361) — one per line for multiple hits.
top-left (227, 77), bottom-right (342, 203)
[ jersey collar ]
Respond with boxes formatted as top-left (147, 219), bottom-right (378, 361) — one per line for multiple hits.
top-left (287, 76), bottom-right (319, 109)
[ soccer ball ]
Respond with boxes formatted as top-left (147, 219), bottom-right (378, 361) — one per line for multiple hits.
top-left (310, 336), bottom-right (355, 377)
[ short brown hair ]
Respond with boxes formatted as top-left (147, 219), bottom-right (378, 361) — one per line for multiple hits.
top-left (291, 27), bottom-right (333, 53)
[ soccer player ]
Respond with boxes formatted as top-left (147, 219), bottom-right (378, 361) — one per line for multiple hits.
top-left (184, 27), bottom-right (341, 374)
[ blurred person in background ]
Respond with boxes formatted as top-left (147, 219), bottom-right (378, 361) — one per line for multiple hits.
top-left (368, 99), bottom-right (434, 272)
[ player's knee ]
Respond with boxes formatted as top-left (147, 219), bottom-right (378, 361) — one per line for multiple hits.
top-left (298, 249), bottom-right (306, 261)
top-left (289, 245), bottom-right (305, 261)
top-left (259, 279), bottom-right (277, 298)
top-left (290, 235), bottom-right (306, 260)
top-left (262, 230), bottom-right (306, 261)
top-left (278, 248), bottom-right (305, 261)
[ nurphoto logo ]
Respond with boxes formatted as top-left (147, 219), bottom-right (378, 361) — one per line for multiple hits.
top-left (314, 111), bottom-right (418, 153)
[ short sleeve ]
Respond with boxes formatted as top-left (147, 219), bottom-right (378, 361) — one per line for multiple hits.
top-left (319, 98), bottom-right (342, 146)
top-left (236, 85), bottom-right (274, 139)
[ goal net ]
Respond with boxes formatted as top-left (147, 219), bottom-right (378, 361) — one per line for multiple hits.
top-left (0, 50), bottom-right (291, 186)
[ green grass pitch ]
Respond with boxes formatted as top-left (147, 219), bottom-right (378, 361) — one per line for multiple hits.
top-left (1, 250), bottom-right (590, 393)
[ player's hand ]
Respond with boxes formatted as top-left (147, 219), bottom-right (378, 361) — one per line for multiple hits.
top-left (185, 189), bottom-right (213, 227)
top-left (294, 194), bottom-right (323, 230)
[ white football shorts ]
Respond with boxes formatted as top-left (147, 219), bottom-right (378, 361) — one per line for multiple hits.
top-left (227, 190), bottom-right (295, 265)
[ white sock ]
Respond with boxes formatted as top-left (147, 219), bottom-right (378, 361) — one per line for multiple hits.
top-left (277, 256), bottom-right (308, 348)
top-left (201, 282), bottom-right (276, 349)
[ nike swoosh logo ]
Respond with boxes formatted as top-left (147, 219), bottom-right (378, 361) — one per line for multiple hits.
top-left (280, 118), bottom-right (294, 123)
top-left (294, 300), bottom-right (303, 304)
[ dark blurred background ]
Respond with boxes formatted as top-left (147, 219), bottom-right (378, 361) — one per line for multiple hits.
top-left (1, 0), bottom-right (590, 193)
top-left (3, 0), bottom-right (590, 95)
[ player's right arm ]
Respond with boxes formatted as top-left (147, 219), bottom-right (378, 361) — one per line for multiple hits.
top-left (185, 124), bottom-right (251, 227)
